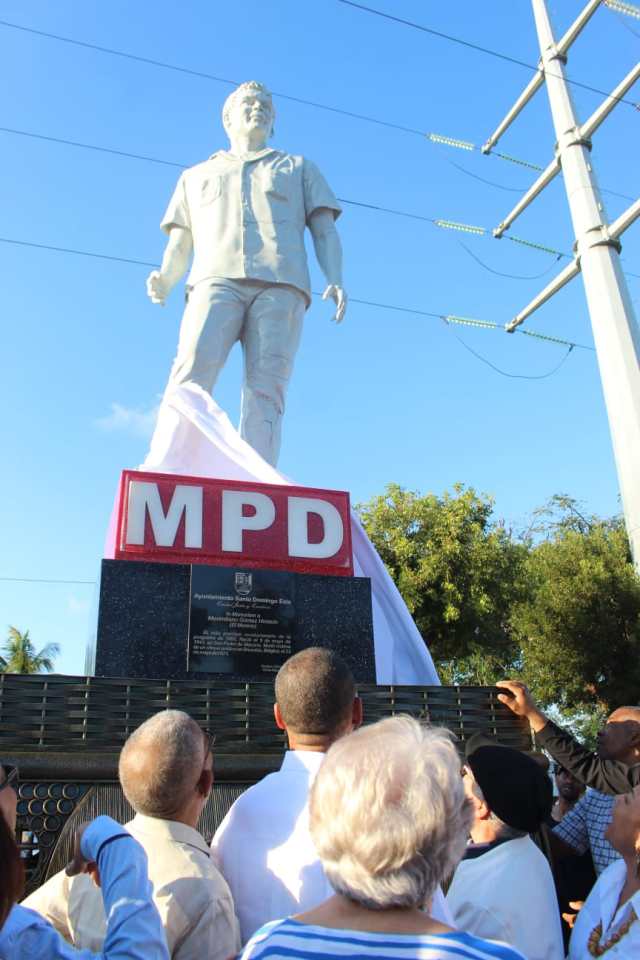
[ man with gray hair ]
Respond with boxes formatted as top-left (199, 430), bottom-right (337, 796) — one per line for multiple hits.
top-left (146, 80), bottom-right (346, 466)
top-left (446, 733), bottom-right (563, 960)
top-left (24, 710), bottom-right (240, 960)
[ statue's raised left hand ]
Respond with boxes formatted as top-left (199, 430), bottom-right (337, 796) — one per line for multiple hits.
top-left (322, 284), bottom-right (348, 324)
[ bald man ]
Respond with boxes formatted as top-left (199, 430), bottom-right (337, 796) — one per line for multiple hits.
top-left (496, 681), bottom-right (640, 795)
top-left (24, 710), bottom-right (240, 960)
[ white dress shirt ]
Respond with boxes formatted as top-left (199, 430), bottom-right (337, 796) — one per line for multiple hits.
top-left (447, 835), bottom-right (564, 960)
top-left (161, 149), bottom-right (341, 302)
top-left (568, 858), bottom-right (640, 959)
top-left (211, 749), bottom-right (453, 945)
top-left (23, 813), bottom-right (240, 960)
top-left (0, 816), bottom-right (169, 960)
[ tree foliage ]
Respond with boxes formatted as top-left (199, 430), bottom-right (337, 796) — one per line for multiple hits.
top-left (358, 485), bottom-right (640, 713)
top-left (1, 626), bottom-right (60, 674)
top-left (358, 483), bottom-right (528, 683)
top-left (512, 513), bottom-right (640, 712)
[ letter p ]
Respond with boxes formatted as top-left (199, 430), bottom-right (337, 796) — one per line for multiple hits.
top-left (222, 490), bottom-right (276, 552)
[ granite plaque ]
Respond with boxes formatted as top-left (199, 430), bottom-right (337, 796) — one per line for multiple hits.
top-left (188, 566), bottom-right (296, 675)
top-left (92, 559), bottom-right (375, 682)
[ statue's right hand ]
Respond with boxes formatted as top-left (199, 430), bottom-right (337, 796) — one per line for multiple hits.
top-left (146, 270), bottom-right (168, 306)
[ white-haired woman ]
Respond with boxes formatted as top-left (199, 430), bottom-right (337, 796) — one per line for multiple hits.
top-left (568, 783), bottom-right (640, 958)
top-left (239, 716), bottom-right (525, 960)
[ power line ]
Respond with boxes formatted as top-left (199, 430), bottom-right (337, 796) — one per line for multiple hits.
top-left (5, 123), bottom-right (638, 266)
top-left (0, 236), bottom-right (156, 268)
top-left (3, 122), bottom-right (635, 220)
top-left (0, 19), bottom-right (424, 138)
top-left (447, 160), bottom-right (528, 193)
top-left (0, 233), bottom-right (594, 353)
top-left (0, 576), bottom-right (96, 585)
top-left (445, 324), bottom-right (575, 379)
top-left (0, 125), bottom-right (513, 223)
top-left (337, 0), bottom-right (640, 109)
top-left (0, 125), bottom-right (185, 169)
top-left (334, 197), bottom-right (435, 224)
top-left (0, 126), bottom-right (438, 223)
top-left (458, 240), bottom-right (562, 280)
top-left (4, 128), bottom-right (640, 280)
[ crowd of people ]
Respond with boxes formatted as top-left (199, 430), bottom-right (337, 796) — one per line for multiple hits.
top-left (0, 648), bottom-right (638, 959)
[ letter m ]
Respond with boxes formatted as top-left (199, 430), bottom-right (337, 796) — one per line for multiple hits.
top-left (125, 481), bottom-right (203, 548)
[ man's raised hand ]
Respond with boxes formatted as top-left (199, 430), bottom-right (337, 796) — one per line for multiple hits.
top-left (66, 824), bottom-right (101, 888)
top-left (496, 680), bottom-right (548, 733)
top-left (322, 284), bottom-right (347, 324)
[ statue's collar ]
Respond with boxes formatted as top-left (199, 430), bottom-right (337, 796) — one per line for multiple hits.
top-left (209, 148), bottom-right (277, 163)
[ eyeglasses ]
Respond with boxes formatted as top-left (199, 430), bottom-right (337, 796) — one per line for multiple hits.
top-left (0, 764), bottom-right (18, 793)
top-left (201, 729), bottom-right (216, 762)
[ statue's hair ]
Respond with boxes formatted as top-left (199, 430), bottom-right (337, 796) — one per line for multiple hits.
top-left (222, 80), bottom-right (275, 137)
top-left (119, 710), bottom-right (206, 819)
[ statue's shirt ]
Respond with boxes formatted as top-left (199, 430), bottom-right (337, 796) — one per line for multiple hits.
top-left (161, 148), bottom-right (341, 305)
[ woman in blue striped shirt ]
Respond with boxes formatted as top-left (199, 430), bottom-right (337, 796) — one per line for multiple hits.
top-left (239, 717), bottom-right (526, 960)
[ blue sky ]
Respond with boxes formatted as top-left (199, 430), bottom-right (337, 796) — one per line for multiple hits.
top-left (1, 0), bottom-right (638, 674)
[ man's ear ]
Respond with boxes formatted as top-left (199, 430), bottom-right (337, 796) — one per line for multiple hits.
top-left (628, 723), bottom-right (640, 757)
top-left (197, 766), bottom-right (213, 800)
top-left (274, 702), bottom-right (286, 731)
top-left (352, 696), bottom-right (363, 729)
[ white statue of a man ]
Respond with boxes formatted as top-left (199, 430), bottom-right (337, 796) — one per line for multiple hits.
top-left (146, 80), bottom-right (347, 467)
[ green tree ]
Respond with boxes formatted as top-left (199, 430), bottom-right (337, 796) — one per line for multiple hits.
top-left (1, 626), bottom-right (60, 674)
top-left (512, 502), bottom-right (640, 713)
top-left (358, 483), bottom-right (529, 683)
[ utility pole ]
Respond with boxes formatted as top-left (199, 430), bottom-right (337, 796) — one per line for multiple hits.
top-left (484, 0), bottom-right (640, 566)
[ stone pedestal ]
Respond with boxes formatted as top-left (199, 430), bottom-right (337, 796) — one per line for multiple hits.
top-left (89, 558), bottom-right (375, 682)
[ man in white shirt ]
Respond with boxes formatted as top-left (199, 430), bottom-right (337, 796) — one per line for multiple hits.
top-left (447, 733), bottom-right (564, 960)
top-left (146, 80), bottom-right (347, 466)
top-left (211, 646), bottom-right (453, 944)
top-left (24, 710), bottom-right (240, 960)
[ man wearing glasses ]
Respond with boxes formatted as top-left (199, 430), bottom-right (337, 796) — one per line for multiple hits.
top-left (23, 711), bottom-right (240, 960)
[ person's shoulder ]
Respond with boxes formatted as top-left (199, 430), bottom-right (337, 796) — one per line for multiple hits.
top-left (597, 857), bottom-right (626, 885)
top-left (214, 771), bottom-right (284, 827)
top-left (181, 154), bottom-right (226, 180)
top-left (272, 151), bottom-right (323, 172)
top-left (501, 836), bottom-right (554, 876)
top-left (450, 930), bottom-right (527, 960)
top-left (239, 918), bottom-right (291, 957)
top-left (132, 822), bottom-right (217, 882)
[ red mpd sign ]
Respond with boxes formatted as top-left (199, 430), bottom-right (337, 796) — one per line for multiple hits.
top-left (115, 470), bottom-right (353, 576)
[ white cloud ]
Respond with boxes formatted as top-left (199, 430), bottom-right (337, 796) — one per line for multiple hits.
top-left (95, 398), bottom-right (160, 439)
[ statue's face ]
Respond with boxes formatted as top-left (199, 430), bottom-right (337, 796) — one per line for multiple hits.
top-left (228, 87), bottom-right (273, 139)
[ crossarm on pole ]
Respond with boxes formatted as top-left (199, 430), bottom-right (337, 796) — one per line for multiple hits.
top-left (493, 63), bottom-right (640, 236)
top-left (505, 259), bottom-right (581, 332)
top-left (482, 0), bottom-right (604, 154)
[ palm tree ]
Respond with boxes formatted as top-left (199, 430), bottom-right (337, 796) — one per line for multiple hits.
top-left (1, 626), bottom-right (60, 674)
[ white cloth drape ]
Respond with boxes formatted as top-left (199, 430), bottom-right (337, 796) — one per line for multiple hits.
top-left (106, 383), bottom-right (439, 684)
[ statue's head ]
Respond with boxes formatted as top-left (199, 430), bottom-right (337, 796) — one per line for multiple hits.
top-left (222, 81), bottom-right (275, 140)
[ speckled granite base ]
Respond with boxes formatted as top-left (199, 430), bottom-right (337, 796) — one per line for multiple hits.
top-left (91, 559), bottom-right (375, 682)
